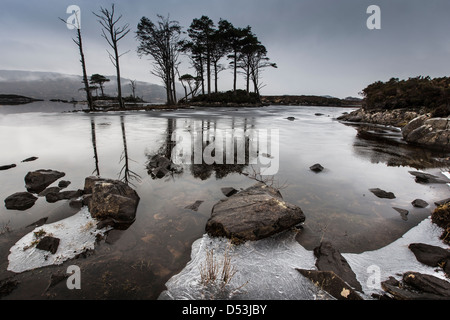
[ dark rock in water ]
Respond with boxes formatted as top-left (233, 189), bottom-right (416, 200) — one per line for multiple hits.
top-left (87, 177), bottom-right (140, 227)
top-left (147, 155), bottom-right (180, 179)
top-left (221, 187), bottom-right (238, 197)
top-left (408, 243), bottom-right (450, 267)
top-left (36, 236), bottom-right (60, 254)
top-left (26, 217), bottom-right (48, 228)
top-left (296, 269), bottom-right (363, 300)
top-left (369, 188), bottom-right (396, 199)
top-left (24, 169), bottom-right (65, 194)
top-left (206, 183), bottom-right (305, 243)
top-left (381, 277), bottom-right (448, 300)
top-left (38, 187), bottom-right (61, 197)
top-left (403, 272), bottom-right (450, 298)
top-left (21, 157), bottom-right (38, 163)
top-left (4, 192), bottom-right (38, 211)
top-left (0, 164), bottom-right (16, 171)
top-left (393, 207), bottom-right (409, 221)
top-left (315, 113), bottom-right (324, 116)
top-left (412, 199), bottom-right (429, 208)
top-left (434, 198), bottom-right (450, 207)
top-left (45, 190), bottom-right (84, 203)
top-left (0, 279), bottom-right (19, 298)
top-left (58, 180), bottom-right (71, 189)
top-left (309, 163), bottom-right (324, 173)
top-left (313, 241), bottom-right (362, 291)
top-left (184, 200), bottom-right (204, 212)
top-left (286, 117), bottom-right (296, 121)
top-left (408, 171), bottom-right (447, 184)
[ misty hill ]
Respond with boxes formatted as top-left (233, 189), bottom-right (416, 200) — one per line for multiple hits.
top-left (0, 70), bottom-right (168, 103)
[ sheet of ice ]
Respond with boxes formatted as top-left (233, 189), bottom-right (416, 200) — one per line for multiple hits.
top-left (160, 217), bottom-right (450, 300)
top-left (7, 207), bottom-right (109, 273)
top-left (159, 231), bottom-right (332, 300)
top-left (343, 217), bottom-right (450, 297)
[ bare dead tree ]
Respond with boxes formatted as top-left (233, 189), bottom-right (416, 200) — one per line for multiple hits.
top-left (93, 4), bottom-right (130, 110)
top-left (59, 11), bottom-right (94, 111)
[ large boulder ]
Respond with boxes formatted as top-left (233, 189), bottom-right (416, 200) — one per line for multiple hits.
top-left (4, 192), bottom-right (38, 211)
top-left (205, 183), bottom-right (305, 243)
top-left (24, 170), bottom-right (65, 194)
top-left (313, 241), bottom-right (362, 291)
top-left (85, 177), bottom-right (140, 227)
top-left (402, 116), bottom-right (450, 151)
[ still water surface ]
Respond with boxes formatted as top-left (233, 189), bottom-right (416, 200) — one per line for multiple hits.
top-left (0, 102), bottom-right (448, 299)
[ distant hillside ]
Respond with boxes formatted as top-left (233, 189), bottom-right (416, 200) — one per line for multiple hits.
top-left (0, 70), bottom-right (169, 103)
top-left (0, 94), bottom-right (42, 105)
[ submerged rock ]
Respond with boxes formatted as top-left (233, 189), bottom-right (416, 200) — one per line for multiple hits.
top-left (205, 183), bottom-right (305, 243)
top-left (408, 171), bottom-right (448, 184)
top-left (393, 207), bottom-right (409, 221)
top-left (45, 190), bottom-right (84, 203)
top-left (184, 200), bottom-right (204, 212)
top-left (4, 192), bottom-right (38, 211)
top-left (369, 188), bottom-right (396, 199)
top-left (24, 169), bottom-right (65, 194)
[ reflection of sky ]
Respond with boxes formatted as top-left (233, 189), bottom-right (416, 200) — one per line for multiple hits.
top-left (1, 104), bottom-right (449, 252)
top-left (1, 1), bottom-right (450, 97)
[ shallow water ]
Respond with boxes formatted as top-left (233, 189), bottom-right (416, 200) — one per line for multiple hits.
top-left (0, 102), bottom-right (449, 299)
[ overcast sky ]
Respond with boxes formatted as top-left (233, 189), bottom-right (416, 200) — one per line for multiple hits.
top-left (1, 0), bottom-right (449, 98)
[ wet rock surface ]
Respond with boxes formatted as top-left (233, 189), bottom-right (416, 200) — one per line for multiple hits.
top-left (0, 164), bottom-right (16, 171)
top-left (36, 236), bottom-right (60, 254)
top-left (313, 241), bottom-right (362, 291)
top-left (297, 269), bottom-right (363, 300)
top-left (369, 188), bottom-right (396, 199)
top-left (402, 115), bottom-right (450, 151)
top-left (408, 243), bottom-right (450, 268)
top-left (206, 183), bottom-right (305, 242)
top-left (85, 177), bottom-right (140, 227)
top-left (381, 272), bottom-right (450, 300)
top-left (4, 192), bottom-right (38, 211)
top-left (24, 169), bottom-right (65, 194)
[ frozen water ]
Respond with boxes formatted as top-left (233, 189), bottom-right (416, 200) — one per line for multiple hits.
top-left (7, 207), bottom-right (109, 273)
top-left (159, 231), bottom-right (332, 300)
top-left (160, 217), bottom-right (450, 300)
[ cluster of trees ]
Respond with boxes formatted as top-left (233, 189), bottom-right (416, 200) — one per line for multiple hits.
top-left (65, 5), bottom-right (276, 109)
top-left (136, 15), bottom-right (277, 105)
top-left (361, 76), bottom-right (450, 116)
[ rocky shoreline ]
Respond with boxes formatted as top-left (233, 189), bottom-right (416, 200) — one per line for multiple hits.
top-left (338, 108), bottom-right (450, 152)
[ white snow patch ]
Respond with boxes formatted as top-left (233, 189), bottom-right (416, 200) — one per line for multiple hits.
top-left (7, 207), bottom-right (110, 273)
